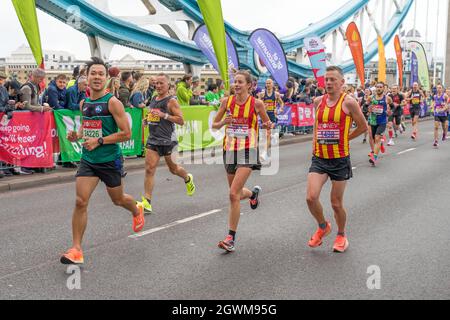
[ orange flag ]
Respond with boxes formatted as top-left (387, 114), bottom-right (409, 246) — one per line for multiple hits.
top-left (394, 35), bottom-right (404, 88)
top-left (377, 36), bottom-right (386, 83)
top-left (346, 22), bottom-right (365, 86)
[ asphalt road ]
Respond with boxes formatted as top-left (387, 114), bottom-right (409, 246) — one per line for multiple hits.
top-left (0, 120), bottom-right (449, 300)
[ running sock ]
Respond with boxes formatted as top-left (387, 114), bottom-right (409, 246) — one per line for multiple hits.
top-left (146, 198), bottom-right (152, 204)
top-left (250, 191), bottom-right (257, 200)
top-left (319, 222), bottom-right (328, 230)
top-left (185, 175), bottom-right (191, 183)
top-left (337, 232), bottom-right (346, 237)
top-left (228, 230), bottom-right (236, 241)
top-left (389, 130), bottom-right (393, 139)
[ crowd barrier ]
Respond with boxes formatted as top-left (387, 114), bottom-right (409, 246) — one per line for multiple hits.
top-left (0, 102), bottom-right (435, 168)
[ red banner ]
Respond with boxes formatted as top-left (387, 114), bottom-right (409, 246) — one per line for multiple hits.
top-left (287, 103), bottom-right (315, 127)
top-left (0, 111), bottom-right (55, 168)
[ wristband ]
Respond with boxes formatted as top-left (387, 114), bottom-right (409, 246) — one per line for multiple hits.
top-left (164, 113), bottom-right (169, 120)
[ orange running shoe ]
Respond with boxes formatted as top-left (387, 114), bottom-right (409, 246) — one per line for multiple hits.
top-left (380, 139), bottom-right (386, 154)
top-left (333, 235), bottom-right (349, 253)
top-left (60, 248), bottom-right (84, 265)
top-left (133, 204), bottom-right (145, 233)
top-left (308, 222), bottom-right (332, 248)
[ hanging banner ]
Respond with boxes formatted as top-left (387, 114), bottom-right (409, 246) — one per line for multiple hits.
top-left (346, 22), bottom-right (365, 86)
top-left (304, 36), bottom-right (327, 88)
top-left (197, 0), bottom-right (230, 90)
top-left (394, 35), bottom-right (404, 88)
top-left (377, 36), bottom-right (386, 83)
top-left (12, 0), bottom-right (44, 69)
top-left (193, 24), bottom-right (239, 83)
top-left (409, 41), bottom-right (430, 90)
top-left (410, 52), bottom-right (419, 87)
top-left (276, 106), bottom-right (292, 126)
top-left (0, 112), bottom-right (54, 168)
top-left (53, 109), bottom-right (143, 162)
top-left (249, 29), bottom-right (289, 91)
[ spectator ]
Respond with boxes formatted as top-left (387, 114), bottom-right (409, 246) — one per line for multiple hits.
top-left (129, 78), bottom-right (149, 109)
top-left (205, 83), bottom-right (220, 106)
top-left (106, 76), bottom-right (120, 99)
top-left (4, 74), bottom-right (22, 102)
top-left (19, 68), bottom-right (52, 113)
top-left (169, 84), bottom-right (177, 97)
top-left (108, 66), bottom-right (121, 79)
top-left (66, 66), bottom-right (80, 89)
top-left (43, 74), bottom-right (68, 110)
top-left (146, 76), bottom-right (157, 101)
top-left (118, 71), bottom-right (133, 107)
top-left (176, 74), bottom-right (193, 105)
top-left (297, 86), bottom-right (313, 104)
top-left (0, 72), bottom-right (11, 112)
top-left (66, 76), bottom-right (87, 111)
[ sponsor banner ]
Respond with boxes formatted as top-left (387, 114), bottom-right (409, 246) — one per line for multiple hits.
top-left (409, 41), bottom-right (430, 89)
top-left (193, 24), bottom-right (239, 83)
top-left (276, 105), bottom-right (292, 126)
top-left (346, 22), bottom-right (365, 85)
top-left (143, 106), bottom-right (224, 153)
top-left (394, 35), bottom-right (404, 88)
top-left (286, 103), bottom-right (315, 127)
top-left (249, 29), bottom-right (289, 90)
top-left (0, 111), bottom-right (54, 168)
top-left (410, 52), bottom-right (419, 87)
top-left (304, 36), bottom-right (327, 88)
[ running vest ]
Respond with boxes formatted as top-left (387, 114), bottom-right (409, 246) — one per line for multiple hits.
top-left (411, 91), bottom-right (422, 107)
top-left (263, 90), bottom-right (276, 113)
top-left (223, 95), bottom-right (259, 152)
top-left (81, 93), bottom-right (121, 163)
top-left (434, 94), bottom-right (447, 117)
top-left (370, 96), bottom-right (388, 125)
top-left (147, 95), bottom-right (177, 146)
top-left (390, 93), bottom-right (404, 115)
top-left (314, 93), bottom-right (352, 159)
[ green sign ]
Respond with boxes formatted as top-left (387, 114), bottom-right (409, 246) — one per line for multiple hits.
top-left (53, 108), bottom-right (143, 162)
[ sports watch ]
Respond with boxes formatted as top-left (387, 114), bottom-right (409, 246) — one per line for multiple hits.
top-left (97, 137), bottom-right (104, 146)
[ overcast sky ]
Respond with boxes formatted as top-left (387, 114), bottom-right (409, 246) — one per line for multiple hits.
top-left (0, 0), bottom-right (447, 61)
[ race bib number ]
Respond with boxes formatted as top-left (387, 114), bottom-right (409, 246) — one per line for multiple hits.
top-left (266, 103), bottom-right (276, 112)
top-left (436, 106), bottom-right (445, 113)
top-left (373, 105), bottom-right (384, 115)
top-left (147, 108), bottom-right (161, 125)
top-left (317, 123), bottom-right (340, 145)
top-left (83, 120), bottom-right (102, 138)
top-left (412, 98), bottom-right (420, 105)
top-left (226, 118), bottom-right (249, 138)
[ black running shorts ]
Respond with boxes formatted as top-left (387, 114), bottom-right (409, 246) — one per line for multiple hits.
top-left (409, 106), bottom-right (421, 118)
top-left (435, 116), bottom-right (448, 123)
top-left (76, 158), bottom-right (123, 188)
top-left (146, 142), bottom-right (177, 157)
top-left (309, 156), bottom-right (353, 181)
top-left (370, 124), bottom-right (387, 140)
top-left (223, 149), bottom-right (261, 175)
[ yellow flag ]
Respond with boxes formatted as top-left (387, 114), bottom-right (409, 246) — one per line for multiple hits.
top-left (378, 36), bottom-right (386, 83)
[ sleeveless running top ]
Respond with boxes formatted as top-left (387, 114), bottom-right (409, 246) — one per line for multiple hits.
top-left (262, 90), bottom-right (276, 113)
top-left (81, 93), bottom-right (121, 163)
top-left (147, 95), bottom-right (177, 146)
top-left (314, 93), bottom-right (352, 159)
top-left (434, 94), bottom-right (447, 117)
top-left (223, 95), bottom-right (259, 152)
top-left (369, 95), bottom-right (388, 125)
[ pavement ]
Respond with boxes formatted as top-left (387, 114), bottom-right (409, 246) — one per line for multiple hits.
top-left (0, 119), bottom-right (449, 300)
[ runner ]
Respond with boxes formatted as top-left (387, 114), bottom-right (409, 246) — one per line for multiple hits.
top-left (387, 85), bottom-right (406, 146)
top-left (368, 82), bottom-right (393, 166)
top-left (307, 66), bottom-right (367, 253)
top-left (361, 88), bottom-right (373, 150)
top-left (407, 82), bottom-right (425, 140)
top-left (139, 73), bottom-right (196, 215)
top-left (432, 84), bottom-right (449, 147)
top-left (61, 57), bottom-right (145, 265)
top-left (212, 70), bottom-right (272, 252)
top-left (258, 78), bottom-right (284, 161)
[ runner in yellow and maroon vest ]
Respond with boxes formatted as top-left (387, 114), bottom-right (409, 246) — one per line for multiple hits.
top-left (306, 66), bottom-right (368, 254)
top-left (213, 71), bottom-right (272, 253)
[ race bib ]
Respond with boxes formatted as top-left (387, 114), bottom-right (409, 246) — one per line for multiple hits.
top-left (226, 118), bottom-right (249, 138)
top-left (412, 98), bottom-right (420, 105)
top-left (147, 108), bottom-right (161, 125)
top-left (83, 120), bottom-right (102, 138)
top-left (266, 103), bottom-right (276, 112)
top-left (436, 106), bottom-right (445, 113)
top-left (373, 105), bottom-right (384, 115)
top-left (317, 123), bottom-right (340, 145)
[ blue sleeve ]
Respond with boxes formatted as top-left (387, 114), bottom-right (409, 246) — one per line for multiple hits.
top-left (47, 87), bottom-right (59, 109)
top-left (66, 87), bottom-right (78, 110)
top-left (59, 90), bottom-right (67, 109)
top-left (130, 93), bottom-right (143, 108)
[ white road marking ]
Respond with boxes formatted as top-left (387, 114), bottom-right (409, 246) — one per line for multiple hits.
top-left (397, 148), bottom-right (417, 155)
top-left (129, 209), bottom-right (222, 239)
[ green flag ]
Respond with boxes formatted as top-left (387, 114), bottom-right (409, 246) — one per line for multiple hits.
top-left (12, 0), bottom-right (44, 68)
top-left (409, 41), bottom-right (430, 90)
top-left (197, 0), bottom-right (229, 90)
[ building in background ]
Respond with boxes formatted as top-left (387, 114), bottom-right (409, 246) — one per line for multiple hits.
top-left (1, 45), bottom-right (222, 94)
